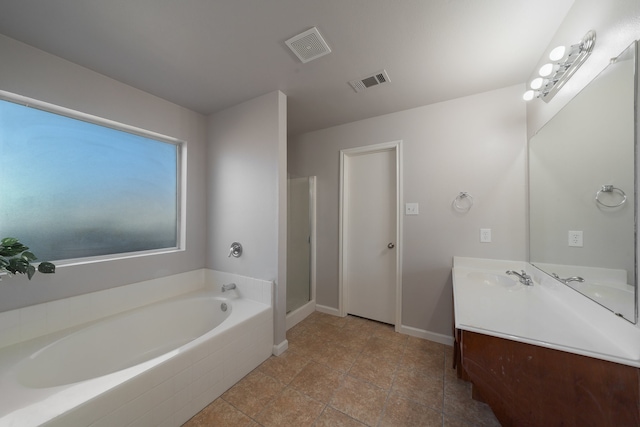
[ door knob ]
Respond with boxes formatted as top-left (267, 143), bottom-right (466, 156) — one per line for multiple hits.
top-left (387, 243), bottom-right (395, 249)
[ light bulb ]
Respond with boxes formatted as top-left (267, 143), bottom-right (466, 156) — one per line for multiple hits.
top-left (523, 90), bottom-right (535, 101)
top-left (530, 77), bottom-right (544, 90)
top-left (549, 45), bottom-right (566, 61)
top-left (539, 63), bottom-right (554, 77)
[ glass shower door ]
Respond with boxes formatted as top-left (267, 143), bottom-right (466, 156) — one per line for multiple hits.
top-left (287, 177), bottom-right (311, 314)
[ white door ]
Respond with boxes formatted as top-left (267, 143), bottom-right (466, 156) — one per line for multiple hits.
top-left (343, 146), bottom-right (398, 325)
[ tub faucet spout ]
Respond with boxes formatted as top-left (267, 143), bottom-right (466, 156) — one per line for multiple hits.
top-left (506, 270), bottom-right (533, 286)
top-left (222, 283), bottom-right (236, 292)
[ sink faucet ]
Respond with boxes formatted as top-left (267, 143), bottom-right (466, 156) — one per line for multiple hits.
top-left (506, 270), bottom-right (533, 286)
top-left (551, 273), bottom-right (585, 285)
top-left (221, 283), bottom-right (236, 292)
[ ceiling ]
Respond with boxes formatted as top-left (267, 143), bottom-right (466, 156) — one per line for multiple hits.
top-left (0, 0), bottom-right (574, 136)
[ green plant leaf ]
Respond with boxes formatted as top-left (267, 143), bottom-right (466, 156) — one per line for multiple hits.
top-left (1, 237), bottom-right (19, 246)
top-left (0, 240), bottom-right (29, 257)
top-left (1, 237), bottom-right (55, 280)
top-left (26, 265), bottom-right (36, 280)
top-left (21, 251), bottom-right (37, 262)
top-left (8, 258), bottom-right (27, 274)
top-left (38, 262), bottom-right (56, 274)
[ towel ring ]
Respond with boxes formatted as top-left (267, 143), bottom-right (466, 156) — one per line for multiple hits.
top-left (595, 185), bottom-right (626, 208)
top-left (453, 192), bottom-right (473, 212)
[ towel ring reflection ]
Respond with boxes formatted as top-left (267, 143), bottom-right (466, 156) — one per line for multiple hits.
top-left (595, 185), bottom-right (626, 208)
top-left (453, 192), bottom-right (473, 212)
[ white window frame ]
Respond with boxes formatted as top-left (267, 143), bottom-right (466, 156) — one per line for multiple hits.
top-left (0, 90), bottom-right (187, 267)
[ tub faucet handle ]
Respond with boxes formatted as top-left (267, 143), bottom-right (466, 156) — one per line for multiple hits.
top-left (228, 242), bottom-right (243, 258)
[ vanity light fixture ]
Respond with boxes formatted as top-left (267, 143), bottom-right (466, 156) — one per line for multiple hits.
top-left (523, 30), bottom-right (596, 102)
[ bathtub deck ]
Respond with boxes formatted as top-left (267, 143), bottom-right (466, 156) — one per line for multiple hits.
top-left (0, 290), bottom-right (273, 427)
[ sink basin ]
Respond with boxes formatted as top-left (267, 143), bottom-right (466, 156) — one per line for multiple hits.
top-left (466, 272), bottom-right (522, 290)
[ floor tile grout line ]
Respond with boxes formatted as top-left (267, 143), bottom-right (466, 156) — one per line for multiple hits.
top-left (262, 334), bottom-right (364, 426)
top-left (310, 403), bottom-right (330, 426)
top-left (375, 340), bottom-right (408, 426)
top-left (219, 394), bottom-right (265, 426)
top-left (187, 313), bottom-right (498, 427)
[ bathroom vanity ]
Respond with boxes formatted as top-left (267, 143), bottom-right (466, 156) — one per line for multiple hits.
top-left (452, 257), bottom-right (640, 426)
top-left (453, 36), bottom-right (640, 427)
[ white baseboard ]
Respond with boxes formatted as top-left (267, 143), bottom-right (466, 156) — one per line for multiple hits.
top-left (286, 300), bottom-right (316, 330)
top-left (296, 305), bottom-right (453, 348)
top-left (399, 324), bottom-right (454, 347)
top-left (315, 304), bottom-right (341, 317)
top-left (272, 339), bottom-right (289, 356)
top-left (287, 301), bottom-right (316, 331)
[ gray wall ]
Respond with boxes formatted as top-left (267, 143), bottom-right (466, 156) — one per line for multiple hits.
top-left (206, 91), bottom-right (288, 347)
top-left (289, 84), bottom-right (527, 338)
top-left (0, 34), bottom-right (289, 348)
top-left (0, 34), bottom-right (208, 312)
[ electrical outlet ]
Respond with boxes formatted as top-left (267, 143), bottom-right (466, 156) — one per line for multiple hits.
top-left (568, 230), bottom-right (583, 247)
top-left (405, 203), bottom-right (419, 215)
top-left (480, 228), bottom-right (492, 243)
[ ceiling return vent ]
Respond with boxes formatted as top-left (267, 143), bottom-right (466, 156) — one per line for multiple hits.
top-left (285, 27), bottom-right (332, 63)
top-left (348, 70), bottom-right (391, 93)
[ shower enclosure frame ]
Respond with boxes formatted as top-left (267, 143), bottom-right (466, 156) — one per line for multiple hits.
top-left (286, 176), bottom-right (316, 330)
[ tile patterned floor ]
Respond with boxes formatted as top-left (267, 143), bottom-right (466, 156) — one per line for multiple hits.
top-left (183, 312), bottom-right (500, 426)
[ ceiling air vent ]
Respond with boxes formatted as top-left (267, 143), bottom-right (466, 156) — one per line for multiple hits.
top-left (285, 27), bottom-right (331, 63)
top-left (348, 70), bottom-right (391, 93)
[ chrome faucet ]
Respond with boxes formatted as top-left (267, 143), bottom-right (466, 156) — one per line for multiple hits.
top-left (551, 273), bottom-right (585, 285)
top-left (221, 283), bottom-right (236, 292)
top-left (506, 270), bottom-right (533, 286)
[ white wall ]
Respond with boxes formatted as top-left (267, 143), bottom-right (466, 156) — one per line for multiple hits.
top-left (206, 91), bottom-right (288, 348)
top-left (0, 35), bottom-right (208, 312)
top-left (289, 84), bottom-right (527, 337)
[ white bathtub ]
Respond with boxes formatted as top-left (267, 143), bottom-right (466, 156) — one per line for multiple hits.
top-left (0, 270), bottom-right (273, 426)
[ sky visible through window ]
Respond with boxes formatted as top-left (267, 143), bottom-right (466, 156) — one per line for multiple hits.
top-left (0, 99), bottom-right (178, 262)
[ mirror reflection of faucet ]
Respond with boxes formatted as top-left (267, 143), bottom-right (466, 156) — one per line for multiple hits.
top-left (506, 270), bottom-right (533, 286)
top-left (552, 273), bottom-right (585, 285)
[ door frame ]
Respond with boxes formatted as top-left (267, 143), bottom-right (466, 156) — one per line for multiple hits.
top-left (339, 140), bottom-right (403, 330)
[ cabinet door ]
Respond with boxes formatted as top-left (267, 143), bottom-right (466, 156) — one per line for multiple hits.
top-left (460, 331), bottom-right (640, 427)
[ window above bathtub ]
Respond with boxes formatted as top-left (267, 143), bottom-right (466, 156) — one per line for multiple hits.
top-left (0, 90), bottom-right (185, 264)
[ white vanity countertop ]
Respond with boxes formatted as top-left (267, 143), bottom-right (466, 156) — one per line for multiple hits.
top-left (453, 256), bottom-right (640, 368)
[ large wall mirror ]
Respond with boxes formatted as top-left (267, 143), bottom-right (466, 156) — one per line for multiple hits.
top-left (529, 40), bottom-right (638, 323)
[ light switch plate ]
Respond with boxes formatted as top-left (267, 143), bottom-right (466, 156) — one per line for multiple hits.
top-left (405, 203), bottom-right (419, 215)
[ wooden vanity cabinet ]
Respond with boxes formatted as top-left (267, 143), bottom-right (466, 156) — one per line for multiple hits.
top-left (455, 329), bottom-right (640, 426)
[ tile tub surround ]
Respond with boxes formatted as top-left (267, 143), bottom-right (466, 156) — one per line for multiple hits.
top-left (184, 311), bottom-right (500, 426)
top-left (0, 269), bottom-right (274, 426)
top-left (453, 256), bottom-right (640, 368)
